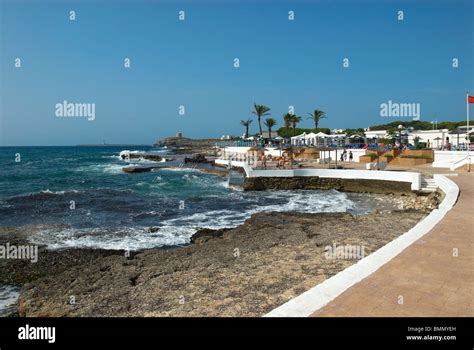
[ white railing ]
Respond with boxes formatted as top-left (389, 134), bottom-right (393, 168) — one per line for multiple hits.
top-left (450, 156), bottom-right (472, 170)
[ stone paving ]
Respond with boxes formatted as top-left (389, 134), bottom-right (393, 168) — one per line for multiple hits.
top-left (311, 171), bottom-right (474, 317)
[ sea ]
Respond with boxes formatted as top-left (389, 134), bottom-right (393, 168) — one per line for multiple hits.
top-left (0, 146), bottom-right (384, 251)
top-left (0, 145), bottom-right (388, 315)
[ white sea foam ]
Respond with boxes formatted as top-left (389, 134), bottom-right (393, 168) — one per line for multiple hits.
top-left (39, 189), bottom-right (81, 195)
top-left (26, 186), bottom-right (357, 251)
top-left (159, 167), bottom-right (201, 173)
top-left (158, 190), bottom-right (355, 234)
top-left (29, 226), bottom-right (194, 251)
top-left (75, 163), bottom-right (127, 175)
top-left (0, 285), bottom-right (20, 317)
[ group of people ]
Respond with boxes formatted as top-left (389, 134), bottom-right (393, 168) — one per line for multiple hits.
top-left (256, 153), bottom-right (295, 170)
top-left (275, 154), bottom-right (292, 169)
top-left (260, 154), bottom-right (293, 170)
top-left (339, 150), bottom-right (354, 162)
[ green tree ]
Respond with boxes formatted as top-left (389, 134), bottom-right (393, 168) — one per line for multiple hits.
top-left (290, 115), bottom-right (302, 136)
top-left (283, 113), bottom-right (293, 139)
top-left (252, 103), bottom-right (271, 136)
top-left (240, 118), bottom-right (253, 138)
top-left (307, 110), bottom-right (326, 129)
top-left (264, 118), bottom-right (277, 139)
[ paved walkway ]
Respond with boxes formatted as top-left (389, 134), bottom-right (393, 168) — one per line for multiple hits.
top-left (312, 171), bottom-right (474, 317)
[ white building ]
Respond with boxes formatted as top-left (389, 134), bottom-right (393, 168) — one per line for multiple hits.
top-left (408, 129), bottom-right (449, 148)
top-left (291, 132), bottom-right (331, 146)
top-left (364, 130), bottom-right (388, 139)
top-left (408, 129), bottom-right (471, 148)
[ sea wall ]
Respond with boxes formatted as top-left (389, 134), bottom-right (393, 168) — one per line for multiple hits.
top-left (243, 176), bottom-right (413, 194)
top-left (245, 168), bottom-right (421, 191)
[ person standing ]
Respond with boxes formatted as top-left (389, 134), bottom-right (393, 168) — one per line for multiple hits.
top-left (349, 151), bottom-right (353, 162)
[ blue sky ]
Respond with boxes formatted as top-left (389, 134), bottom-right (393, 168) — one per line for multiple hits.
top-left (1, 0), bottom-right (473, 146)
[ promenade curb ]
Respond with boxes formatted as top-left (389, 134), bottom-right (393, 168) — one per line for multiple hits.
top-left (264, 175), bottom-right (459, 317)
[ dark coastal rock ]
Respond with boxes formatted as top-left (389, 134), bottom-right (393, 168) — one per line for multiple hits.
top-left (122, 165), bottom-right (157, 173)
top-left (244, 176), bottom-right (325, 191)
top-left (243, 176), bottom-right (413, 194)
top-left (190, 227), bottom-right (231, 244)
top-left (0, 205), bottom-right (429, 317)
top-left (142, 154), bottom-right (162, 161)
top-left (120, 153), bottom-right (162, 161)
top-left (184, 154), bottom-right (212, 164)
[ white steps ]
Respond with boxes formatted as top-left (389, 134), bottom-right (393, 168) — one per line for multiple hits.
top-left (420, 177), bottom-right (438, 192)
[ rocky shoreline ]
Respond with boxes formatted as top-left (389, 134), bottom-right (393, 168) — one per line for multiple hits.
top-left (0, 189), bottom-right (440, 317)
top-left (243, 176), bottom-right (414, 194)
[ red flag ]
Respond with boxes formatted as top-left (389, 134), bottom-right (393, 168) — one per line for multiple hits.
top-left (469, 95), bottom-right (474, 104)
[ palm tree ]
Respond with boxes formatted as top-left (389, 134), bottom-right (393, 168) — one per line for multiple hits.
top-left (283, 113), bottom-right (293, 139)
top-left (264, 118), bottom-right (277, 139)
top-left (240, 118), bottom-right (253, 138)
top-left (252, 103), bottom-right (271, 136)
top-left (307, 110), bottom-right (326, 129)
top-left (290, 115), bottom-right (302, 136)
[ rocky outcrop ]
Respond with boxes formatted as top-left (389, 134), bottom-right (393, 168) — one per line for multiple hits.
top-left (120, 152), bottom-right (162, 161)
top-left (184, 154), bottom-right (212, 164)
top-left (190, 228), bottom-right (231, 244)
top-left (400, 191), bottom-right (441, 211)
top-left (0, 207), bottom-right (427, 317)
top-left (243, 176), bottom-right (413, 194)
top-left (155, 137), bottom-right (219, 154)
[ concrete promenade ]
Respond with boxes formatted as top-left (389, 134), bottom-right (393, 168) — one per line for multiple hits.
top-left (312, 171), bottom-right (473, 316)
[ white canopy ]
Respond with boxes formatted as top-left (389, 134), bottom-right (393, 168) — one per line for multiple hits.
top-left (314, 132), bottom-right (330, 138)
top-left (291, 132), bottom-right (307, 140)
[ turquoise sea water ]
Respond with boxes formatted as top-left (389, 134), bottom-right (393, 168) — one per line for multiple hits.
top-left (0, 146), bottom-right (378, 250)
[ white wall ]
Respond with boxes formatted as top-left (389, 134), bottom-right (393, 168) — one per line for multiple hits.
top-left (432, 151), bottom-right (474, 168)
top-left (319, 149), bottom-right (365, 162)
top-left (219, 147), bottom-right (281, 158)
top-left (408, 129), bottom-right (470, 148)
top-left (365, 130), bottom-right (388, 139)
top-left (408, 130), bottom-right (448, 148)
top-left (246, 168), bottom-right (421, 191)
top-left (216, 155), bottom-right (422, 190)
top-left (215, 159), bottom-right (247, 168)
